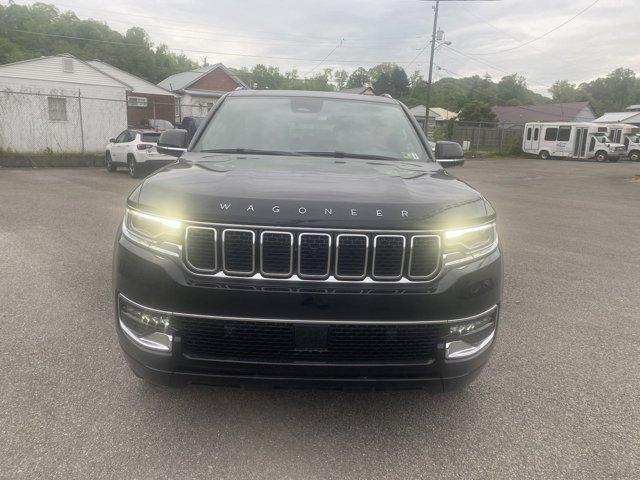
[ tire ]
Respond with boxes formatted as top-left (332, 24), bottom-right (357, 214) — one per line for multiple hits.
top-left (629, 150), bottom-right (640, 162)
top-left (127, 155), bottom-right (141, 178)
top-left (105, 151), bottom-right (117, 172)
top-left (594, 151), bottom-right (607, 162)
top-left (539, 150), bottom-right (550, 160)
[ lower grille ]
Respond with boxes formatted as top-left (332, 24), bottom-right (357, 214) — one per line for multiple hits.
top-left (179, 317), bottom-right (447, 363)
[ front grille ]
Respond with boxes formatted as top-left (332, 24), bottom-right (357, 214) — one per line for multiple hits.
top-left (184, 226), bottom-right (441, 282)
top-left (179, 317), bottom-right (447, 363)
top-left (223, 230), bottom-right (255, 274)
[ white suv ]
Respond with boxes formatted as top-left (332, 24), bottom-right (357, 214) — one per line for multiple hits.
top-left (106, 130), bottom-right (175, 178)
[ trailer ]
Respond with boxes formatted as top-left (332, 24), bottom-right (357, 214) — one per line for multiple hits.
top-left (522, 122), bottom-right (626, 162)
top-left (602, 123), bottom-right (640, 161)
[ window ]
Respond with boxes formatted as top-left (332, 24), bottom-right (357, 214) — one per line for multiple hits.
top-left (115, 130), bottom-right (131, 143)
top-left (544, 127), bottom-right (558, 141)
top-left (533, 128), bottom-right (539, 141)
top-left (557, 126), bottom-right (571, 142)
top-left (589, 137), bottom-right (595, 151)
top-left (141, 132), bottom-right (161, 143)
top-left (62, 58), bottom-right (74, 73)
top-left (48, 97), bottom-right (67, 121)
top-left (194, 96), bottom-right (429, 161)
top-left (526, 128), bottom-right (532, 140)
top-left (128, 96), bottom-right (148, 108)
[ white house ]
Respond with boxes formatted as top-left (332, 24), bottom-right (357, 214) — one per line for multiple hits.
top-left (593, 107), bottom-right (640, 126)
top-left (158, 64), bottom-right (247, 121)
top-left (0, 54), bottom-right (128, 154)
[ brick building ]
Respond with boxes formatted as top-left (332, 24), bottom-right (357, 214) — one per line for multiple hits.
top-left (158, 64), bottom-right (247, 122)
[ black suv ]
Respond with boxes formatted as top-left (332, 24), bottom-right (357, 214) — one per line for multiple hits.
top-left (113, 90), bottom-right (502, 391)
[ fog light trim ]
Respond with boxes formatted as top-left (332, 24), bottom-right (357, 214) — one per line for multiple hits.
top-left (445, 329), bottom-right (495, 359)
top-left (119, 320), bottom-right (173, 352)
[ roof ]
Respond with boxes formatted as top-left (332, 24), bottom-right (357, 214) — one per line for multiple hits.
top-left (492, 101), bottom-right (594, 123)
top-left (408, 105), bottom-right (438, 118)
top-left (593, 112), bottom-right (640, 123)
top-left (339, 86), bottom-right (375, 95)
top-left (429, 107), bottom-right (458, 120)
top-left (0, 53), bottom-right (129, 89)
top-left (158, 63), bottom-right (247, 91)
top-left (227, 89), bottom-right (397, 104)
top-left (88, 60), bottom-right (174, 96)
top-left (625, 105), bottom-right (640, 111)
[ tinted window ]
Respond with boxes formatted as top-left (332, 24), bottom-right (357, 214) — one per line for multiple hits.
top-left (557, 126), bottom-right (571, 142)
top-left (141, 133), bottom-right (161, 143)
top-left (194, 96), bottom-right (428, 161)
top-left (589, 137), bottom-right (595, 151)
top-left (544, 128), bottom-right (558, 141)
top-left (533, 128), bottom-right (539, 141)
top-left (526, 128), bottom-right (532, 140)
top-left (115, 131), bottom-right (129, 143)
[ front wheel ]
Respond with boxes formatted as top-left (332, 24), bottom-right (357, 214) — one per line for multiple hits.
top-left (127, 155), bottom-right (141, 178)
top-left (539, 150), bottom-right (550, 160)
top-left (106, 151), bottom-right (117, 172)
top-left (628, 150), bottom-right (640, 162)
top-left (594, 151), bottom-right (607, 162)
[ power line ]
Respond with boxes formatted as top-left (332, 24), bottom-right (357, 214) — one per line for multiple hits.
top-left (304, 40), bottom-right (343, 77)
top-left (465, 0), bottom-right (601, 55)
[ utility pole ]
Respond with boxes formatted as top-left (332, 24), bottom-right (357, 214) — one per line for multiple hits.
top-left (424, 0), bottom-right (440, 136)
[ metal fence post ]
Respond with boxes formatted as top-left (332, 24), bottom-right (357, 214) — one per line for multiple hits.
top-left (78, 89), bottom-right (85, 154)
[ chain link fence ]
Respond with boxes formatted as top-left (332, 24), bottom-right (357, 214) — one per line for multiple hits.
top-left (430, 120), bottom-right (525, 157)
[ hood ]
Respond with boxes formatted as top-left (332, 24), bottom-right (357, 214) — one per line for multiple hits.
top-left (130, 154), bottom-right (493, 230)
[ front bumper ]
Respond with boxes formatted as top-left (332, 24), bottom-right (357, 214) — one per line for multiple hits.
top-left (113, 231), bottom-right (502, 391)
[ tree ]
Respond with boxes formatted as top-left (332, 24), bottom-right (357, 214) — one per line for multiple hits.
top-left (457, 100), bottom-right (497, 123)
top-left (346, 67), bottom-right (370, 88)
top-left (496, 74), bottom-right (535, 106)
top-left (250, 64), bottom-right (283, 89)
top-left (369, 63), bottom-right (408, 98)
top-left (549, 80), bottom-right (586, 102)
top-left (333, 69), bottom-right (349, 90)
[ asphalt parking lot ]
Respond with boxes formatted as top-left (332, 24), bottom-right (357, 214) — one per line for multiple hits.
top-left (1, 158), bottom-right (639, 479)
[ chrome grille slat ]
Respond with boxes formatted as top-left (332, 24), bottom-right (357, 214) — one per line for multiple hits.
top-left (184, 226), bottom-right (442, 283)
top-left (260, 231), bottom-right (293, 277)
top-left (222, 229), bottom-right (255, 275)
top-left (298, 233), bottom-right (331, 279)
top-left (372, 235), bottom-right (406, 280)
top-left (184, 226), bottom-right (217, 272)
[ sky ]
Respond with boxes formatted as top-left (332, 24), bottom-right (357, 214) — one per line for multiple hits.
top-left (11, 0), bottom-right (640, 95)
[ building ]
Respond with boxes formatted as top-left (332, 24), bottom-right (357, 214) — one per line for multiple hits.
top-left (158, 64), bottom-right (248, 121)
top-left (409, 106), bottom-right (458, 131)
top-left (492, 101), bottom-right (596, 125)
top-left (339, 86), bottom-right (375, 95)
top-left (593, 105), bottom-right (640, 126)
top-left (0, 54), bottom-right (128, 154)
top-left (88, 60), bottom-right (176, 128)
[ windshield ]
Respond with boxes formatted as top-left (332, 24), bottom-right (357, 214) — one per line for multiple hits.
top-left (193, 96), bottom-right (430, 162)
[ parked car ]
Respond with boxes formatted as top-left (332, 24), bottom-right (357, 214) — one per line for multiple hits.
top-left (178, 116), bottom-right (205, 143)
top-left (105, 129), bottom-right (176, 178)
top-left (114, 90), bottom-right (502, 391)
top-left (140, 118), bottom-right (174, 131)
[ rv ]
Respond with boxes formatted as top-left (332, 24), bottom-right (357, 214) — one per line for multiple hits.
top-left (522, 122), bottom-right (626, 162)
top-left (603, 123), bottom-right (640, 161)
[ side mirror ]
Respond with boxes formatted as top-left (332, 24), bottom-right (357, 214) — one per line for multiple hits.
top-left (109, 138), bottom-right (116, 143)
top-left (435, 141), bottom-right (465, 167)
top-left (157, 129), bottom-right (188, 157)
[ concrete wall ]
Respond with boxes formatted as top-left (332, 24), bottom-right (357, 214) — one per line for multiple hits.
top-left (0, 78), bottom-right (127, 154)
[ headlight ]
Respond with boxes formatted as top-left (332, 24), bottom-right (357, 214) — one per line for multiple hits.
top-left (123, 208), bottom-right (183, 256)
top-left (442, 222), bottom-right (498, 267)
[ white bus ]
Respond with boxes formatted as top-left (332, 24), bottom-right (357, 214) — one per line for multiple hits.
top-left (602, 123), bottom-right (640, 161)
top-left (522, 122), bottom-right (626, 162)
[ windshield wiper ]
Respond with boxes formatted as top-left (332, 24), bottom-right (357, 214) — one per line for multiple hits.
top-left (199, 148), bottom-right (302, 156)
top-left (298, 151), bottom-right (402, 161)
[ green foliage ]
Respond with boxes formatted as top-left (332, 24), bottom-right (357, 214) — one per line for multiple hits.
top-left (457, 100), bottom-right (498, 123)
top-left (346, 67), bottom-right (370, 89)
top-left (0, 2), bottom-right (197, 83)
top-left (369, 63), bottom-right (408, 98)
top-left (578, 68), bottom-right (640, 115)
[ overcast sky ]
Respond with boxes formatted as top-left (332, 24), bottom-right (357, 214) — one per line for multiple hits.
top-left (12, 0), bottom-right (640, 94)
